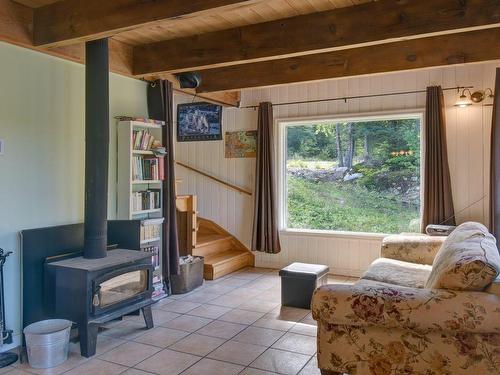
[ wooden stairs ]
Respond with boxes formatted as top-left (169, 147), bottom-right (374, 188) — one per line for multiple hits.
top-left (193, 218), bottom-right (254, 280)
top-left (176, 195), bottom-right (254, 280)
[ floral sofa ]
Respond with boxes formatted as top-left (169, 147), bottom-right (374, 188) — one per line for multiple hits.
top-left (312, 222), bottom-right (500, 375)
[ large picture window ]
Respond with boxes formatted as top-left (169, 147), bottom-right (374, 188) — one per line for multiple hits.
top-left (280, 113), bottom-right (422, 235)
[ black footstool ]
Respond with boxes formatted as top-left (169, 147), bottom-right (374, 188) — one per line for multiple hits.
top-left (279, 262), bottom-right (329, 309)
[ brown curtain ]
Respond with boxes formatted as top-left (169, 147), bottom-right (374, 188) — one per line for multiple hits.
top-left (489, 68), bottom-right (500, 237)
top-left (147, 80), bottom-right (180, 289)
top-left (252, 102), bottom-right (281, 254)
top-left (422, 86), bottom-right (456, 230)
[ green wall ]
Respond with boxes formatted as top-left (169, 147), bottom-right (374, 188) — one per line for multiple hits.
top-left (0, 42), bottom-right (148, 349)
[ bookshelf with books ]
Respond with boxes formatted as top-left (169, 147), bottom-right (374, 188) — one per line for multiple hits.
top-left (117, 119), bottom-right (167, 300)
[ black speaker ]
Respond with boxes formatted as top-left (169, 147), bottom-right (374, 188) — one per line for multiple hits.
top-left (176, 72), bottom-right (201, 89)
top-left (147, 81), bottom-right (164, 121)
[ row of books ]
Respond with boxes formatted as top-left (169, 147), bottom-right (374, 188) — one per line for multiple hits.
top-left (152, 275), bottom-right (167, 300)
top-left (140, 222), bottom-right (162, 242)
top-left (132, 156), bottom-right (164, 181)
top-left (142, 245), bottom-right (160, 270)
top-left (133, 130), bottom-right (157, 151)
top-left (132, 190), bottom-right (161, 212)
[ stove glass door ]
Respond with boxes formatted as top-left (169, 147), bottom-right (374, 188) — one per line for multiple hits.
top-left (97, 269), bottom-right (148, 309)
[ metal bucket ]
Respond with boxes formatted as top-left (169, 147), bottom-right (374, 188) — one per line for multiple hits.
top-left (23, 319), bottom-right (72, 369)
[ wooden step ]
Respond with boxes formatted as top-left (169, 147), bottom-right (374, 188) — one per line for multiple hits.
top-left (194, 233), bottom-right (233, 257)
top-left (196, 232), bottom-right (229, 244)
top-left (203, 249), bottom-right (254, 280)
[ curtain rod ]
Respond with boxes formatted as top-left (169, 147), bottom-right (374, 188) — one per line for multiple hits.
top-left (240, 86), bottom-right (473, 110)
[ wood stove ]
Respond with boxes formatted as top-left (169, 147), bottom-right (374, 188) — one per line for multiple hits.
top-left (40, 38), bottom-right (155, 357)
top-left (46, 250), bottom-right (154, 357)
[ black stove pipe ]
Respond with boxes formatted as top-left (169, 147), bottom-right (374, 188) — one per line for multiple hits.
top-left (84, 39), bottom-right (109, 259)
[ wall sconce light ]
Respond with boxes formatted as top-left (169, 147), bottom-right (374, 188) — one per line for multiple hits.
top-left (476, 88), bottom-right (495, 106)
top-left (454, 88), bottom-right (495, 107)
top-left (454, 88), bottom-right (473, 107)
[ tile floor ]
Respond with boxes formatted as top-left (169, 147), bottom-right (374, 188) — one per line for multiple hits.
top-left (4, 268), bottom-right (356, 375)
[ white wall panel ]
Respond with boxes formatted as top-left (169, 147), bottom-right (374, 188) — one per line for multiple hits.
top-left (175, 61), bottom-right (500, 276)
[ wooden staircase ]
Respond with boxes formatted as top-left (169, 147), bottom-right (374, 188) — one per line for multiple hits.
top-left (176, 195), bottom-right (254, 280)
top-left (194, 218), bottom-right (254, 280)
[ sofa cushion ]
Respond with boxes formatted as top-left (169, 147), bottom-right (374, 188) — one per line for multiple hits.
top-left (425, 222), bottom-right (500, 291)
top-left (361, 258), bottom-right (432, 288)
top-left (381, 234), bottom-right (446, 265)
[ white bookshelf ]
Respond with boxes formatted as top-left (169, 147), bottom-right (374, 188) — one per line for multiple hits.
top-left (117, 120), bottom-right (165, 276)
top-left (117, 120), bottom-right (164, 220)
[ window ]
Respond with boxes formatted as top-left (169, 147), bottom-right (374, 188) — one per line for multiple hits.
top-left (279, 113), bottom-right (422, 235)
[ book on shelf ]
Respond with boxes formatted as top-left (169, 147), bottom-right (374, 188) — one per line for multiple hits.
top-left (142, 245), bottom-right (160, 270)
top-left (133, 130), bottom-right (157, 151)
top-left (152, 289), bottom-right (167, 300)
top-left (140, 222), bottom-right (162, 242)
top-left (152, 274), bottom-right (167, 300)
top-left (132, 189), bottom-right (161, 212)
top-left (152, 275), bottom-right (162, 284)
top-left (132, 155), bottom-right (165, 181)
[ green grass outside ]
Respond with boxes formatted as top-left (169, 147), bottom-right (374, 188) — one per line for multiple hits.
top-left (287, 175), bottom-right (420, 234)
top-left (287, 160), bottom-right (336, 169)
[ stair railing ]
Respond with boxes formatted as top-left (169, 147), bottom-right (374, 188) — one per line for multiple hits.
top-left (175, 161), bottom-right (252, 196)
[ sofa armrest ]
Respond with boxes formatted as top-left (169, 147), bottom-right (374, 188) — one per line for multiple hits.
top-left (381, 234), bottom-right (446, 265)
top-left (312, 279), bottom-right (500, 334)
top-left (486, 276), bottom-right (500, 296)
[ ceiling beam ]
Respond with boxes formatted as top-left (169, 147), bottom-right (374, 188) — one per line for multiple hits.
top-left (33, 0), bottom-right (262, 48)
top-left (133, 0), bottom-right (500, 75)
top-left (0, 0), bottom-right (240, 107)
top-left (195, 28), bottom-right (500, 93)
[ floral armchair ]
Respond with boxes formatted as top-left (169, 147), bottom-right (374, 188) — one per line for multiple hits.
top-left (312, 222), bottom-right (500, 375)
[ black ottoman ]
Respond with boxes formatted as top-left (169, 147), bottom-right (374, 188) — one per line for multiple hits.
top-left (279, 262), bottom-right (329, 309)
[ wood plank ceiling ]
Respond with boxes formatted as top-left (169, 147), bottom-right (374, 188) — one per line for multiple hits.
top-left (114, 0), bottom-right (373, 45)
top-left (16, 0), bottom-right (371, 45)
top-left (6, 0), bottom-right (500, 102)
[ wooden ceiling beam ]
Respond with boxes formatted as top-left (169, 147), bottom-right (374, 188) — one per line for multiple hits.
top-left (0, 0), bottom-right (240, 107)
top-left (133, 0), bottom-right (500, 75)
top-left (194, 28), bottom-right (500, 93)
top-left (33, 0), bottom-right (262, 48)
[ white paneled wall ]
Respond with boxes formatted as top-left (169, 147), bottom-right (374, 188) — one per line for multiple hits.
top-left (175, 61), bottom-right (499, 276)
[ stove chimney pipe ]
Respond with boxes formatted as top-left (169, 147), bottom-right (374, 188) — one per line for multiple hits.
top-left (83, 39), bottom-right (109, 259)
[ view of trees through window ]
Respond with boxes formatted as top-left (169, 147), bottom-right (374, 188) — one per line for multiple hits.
top-left (285, 116), bottom-right (421, 234)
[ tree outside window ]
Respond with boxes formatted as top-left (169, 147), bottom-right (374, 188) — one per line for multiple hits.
top-left (284, 115), bottom-right (421, 234)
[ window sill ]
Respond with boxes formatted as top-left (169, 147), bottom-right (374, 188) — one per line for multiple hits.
top-left (279, 228), bottom-right (389, 240)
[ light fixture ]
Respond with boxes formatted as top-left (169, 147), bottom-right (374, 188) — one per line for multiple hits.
top-left (483, 88), bottom-right (495, 106)
top-left (454, 87), bottom-right (495, 107)
top-left (454, 88), bottom-right (473, 108)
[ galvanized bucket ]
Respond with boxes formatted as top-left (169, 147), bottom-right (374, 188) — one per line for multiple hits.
top-left (23, 319), bottom-right (72, 368)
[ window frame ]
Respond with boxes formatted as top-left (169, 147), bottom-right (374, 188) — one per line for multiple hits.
top-left (276, 109), bottom-right (425, 238)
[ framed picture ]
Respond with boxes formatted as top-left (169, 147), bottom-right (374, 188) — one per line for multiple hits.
top-left (225, 131), bottom-right (257, 158)
top-left (177, 102), bottom-right (223, 142)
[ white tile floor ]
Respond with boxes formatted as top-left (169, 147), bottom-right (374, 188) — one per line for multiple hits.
top-left (4, 268), bottom-right (356, 375)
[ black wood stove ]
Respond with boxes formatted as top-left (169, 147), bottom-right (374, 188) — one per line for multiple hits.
top-left (46, 249), bottom-right (153, 357)
top-left (42, 38), bottom-right (154, 357)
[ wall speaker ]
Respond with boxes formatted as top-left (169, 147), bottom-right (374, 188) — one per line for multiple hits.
top-left (176, 72), bottom-right (201, 89)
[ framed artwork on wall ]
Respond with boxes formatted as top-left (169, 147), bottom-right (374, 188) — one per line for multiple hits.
top-left (177, 102), bottom-right (222, 142)
top-left (225, 130), bottom-right (258, 158)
